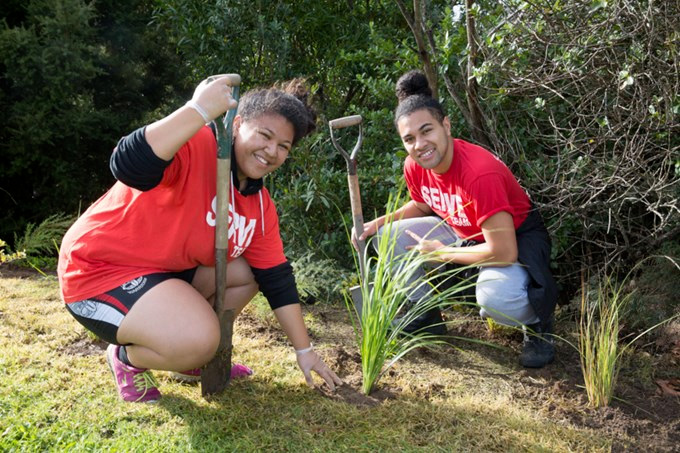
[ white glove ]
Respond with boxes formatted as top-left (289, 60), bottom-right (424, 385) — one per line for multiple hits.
top-left (296, 346), bottom-right (343, 391)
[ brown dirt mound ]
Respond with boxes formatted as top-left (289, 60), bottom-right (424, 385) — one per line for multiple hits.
top-left (60, 335), bottom-right (108, 356)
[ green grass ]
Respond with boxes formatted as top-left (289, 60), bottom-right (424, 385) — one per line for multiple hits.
top-left (0, 273), bottom-right (622, 452)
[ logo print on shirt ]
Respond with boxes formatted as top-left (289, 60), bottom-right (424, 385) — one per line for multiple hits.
top-left (206, 196), bottom-right (257, 258)
top-left (122, 276), bottom-right (147, 294)
top-left (421, 186), bottom-right (471, 227)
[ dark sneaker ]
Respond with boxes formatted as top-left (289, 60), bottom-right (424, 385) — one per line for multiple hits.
top-left (394, 307), bottom-right (447, 336)
top-left (170, 363), bottom-right (253, 382)
top-left (519, 321), bottom-right (555, 368)
top-left (106, 344), bottom-right (160, 403)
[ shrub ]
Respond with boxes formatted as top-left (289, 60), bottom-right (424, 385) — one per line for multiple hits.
top-left (480, 0), bottom-right (680, 295)
top-left (0, 239), bottom-right (26, 264)
top-left (291, 252), bottom-right (352, 304)
top-left (625, 243), bottom-right (680, 333)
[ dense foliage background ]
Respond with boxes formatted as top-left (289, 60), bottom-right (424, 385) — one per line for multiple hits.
top-left (1, 0), bottom-right (678, 302)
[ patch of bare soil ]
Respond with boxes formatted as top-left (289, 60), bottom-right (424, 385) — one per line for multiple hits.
top-left (511, 349), bottom-right (680, 452)
top-left (305, 303), bottom-right (680, 451)
top-left (235, 310), bottom-right (289, 347)
top-left (314, 344), bottom-right (399, 407)
top-left (318, 381), bottom-right (398, 408)
top-left (0, 262), bottom-right (57, 279)
top-left (59, 335), bottom-right (108, 356)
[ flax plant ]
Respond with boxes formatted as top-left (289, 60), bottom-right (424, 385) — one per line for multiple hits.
top-left (346, 193), bottom-right (478, 395)
top-left (578, 262), bottom-right (679, 407)
top-left (578, 273), bottom-right (627, 407)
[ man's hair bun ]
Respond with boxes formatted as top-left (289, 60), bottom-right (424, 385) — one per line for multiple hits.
top-left (393, 70), bottom-right (444, 125)
top-left (395, 70), bottom-right (432, 101)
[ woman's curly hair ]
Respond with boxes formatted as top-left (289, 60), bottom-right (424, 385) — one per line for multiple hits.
top-left (238, 78), bottom-right (317, 146)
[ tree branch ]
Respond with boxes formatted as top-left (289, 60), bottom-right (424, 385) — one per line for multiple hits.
top-left (394, 0), bottom-right (438, 99)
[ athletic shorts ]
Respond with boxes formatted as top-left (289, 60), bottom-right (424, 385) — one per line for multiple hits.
top-left (65, 268), bottom-right (197, 345)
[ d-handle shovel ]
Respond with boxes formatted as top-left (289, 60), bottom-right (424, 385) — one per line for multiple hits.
top-left (328, 115), bottom-right (368, 317)
top-left (202, 74), bottom-right (241, 397)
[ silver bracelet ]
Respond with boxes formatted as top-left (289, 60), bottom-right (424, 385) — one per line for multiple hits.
top-left (185, 100), bottom-right (211, 123)
top-left (295, 343), bottom-right (314, 355)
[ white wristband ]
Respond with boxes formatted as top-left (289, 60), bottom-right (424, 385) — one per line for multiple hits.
top-left (295, 343), bottom-right (313, 355)
top-left (185, 100), bottom-right (211, 123)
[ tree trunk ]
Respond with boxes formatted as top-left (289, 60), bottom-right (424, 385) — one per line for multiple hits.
top-left (465, 0), bottom-right (492, 148)
top-left (394, 0), bottom-right (438, 99)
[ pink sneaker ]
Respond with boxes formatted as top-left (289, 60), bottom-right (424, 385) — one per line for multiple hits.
top-left (170, 363), bottom-right (253, 382)
top-left (106, 344), bottom-right (160, 403)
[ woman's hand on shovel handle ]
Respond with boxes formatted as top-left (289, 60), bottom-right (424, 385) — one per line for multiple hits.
top-left (297, 349), bottom-right (343, 391)
top-left (147, 75), bottom-right (240, 161)
top-left (190, 74), bottom-right (240, 122)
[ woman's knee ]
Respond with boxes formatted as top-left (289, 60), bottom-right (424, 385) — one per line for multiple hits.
top-left (168, 312), bottom-right (221, 363)
top-left (193, 257), bottom-right (258, 297)
top-left (118, 280), bottom-right (221, 364)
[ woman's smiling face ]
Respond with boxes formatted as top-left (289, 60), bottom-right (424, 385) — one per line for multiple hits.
top-left (233, 113), bottom-right (294, 183)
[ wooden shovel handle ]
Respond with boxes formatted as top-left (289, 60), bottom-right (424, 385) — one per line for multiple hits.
top-left (329, 114), bottom-right (362, 129)
top-left (202, 76), bottom-right (240, 397)
top-left (348, 172), bottom-right (366, 281)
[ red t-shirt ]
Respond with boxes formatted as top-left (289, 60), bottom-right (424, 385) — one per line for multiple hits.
top-left (404, 138), bottom-right (531, 243)
top-left (58, 126), bottom-right (286, 303)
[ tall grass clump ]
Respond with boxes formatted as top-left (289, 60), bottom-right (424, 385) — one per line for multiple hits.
top-left (12, 213), bottom-right (75, 270)
top-left (346, 192), bottom-right (477, 395)
top-left (578, 260), bottom-right (680, 407)
top-left (578, 272), bottom-right (627, 408)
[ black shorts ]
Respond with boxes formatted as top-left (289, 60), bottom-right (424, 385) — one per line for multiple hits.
top-left (65, 268), bottom-right (197, 345)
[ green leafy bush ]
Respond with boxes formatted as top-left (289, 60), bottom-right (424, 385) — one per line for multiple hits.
top-left (291, 252), bottom-right (351, 304)
top-left (624, 243), bottom-right (680, 333)
top-left (0, 0), bottom-right (188, 246)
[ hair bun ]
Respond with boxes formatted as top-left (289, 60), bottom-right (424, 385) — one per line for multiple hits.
top-left (396, 70), bottom-right (432, 101)
top-left (281, 79), bottom-right (309, 106)
top-left (279, 78), bottom-right (317, 135)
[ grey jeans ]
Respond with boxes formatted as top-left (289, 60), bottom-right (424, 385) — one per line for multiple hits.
top-left (376, 216), bottom-right (540, 327)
